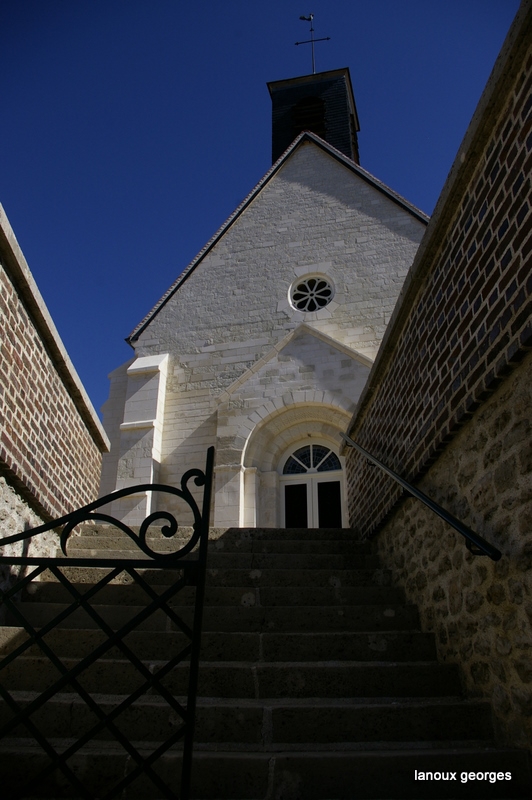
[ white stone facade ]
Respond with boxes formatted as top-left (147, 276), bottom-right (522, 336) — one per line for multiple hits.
top-left (100, 136), bottom-right (427, 527)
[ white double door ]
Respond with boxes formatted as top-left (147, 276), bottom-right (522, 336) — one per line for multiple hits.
top-left (280, 472), bottom-right (343, 528)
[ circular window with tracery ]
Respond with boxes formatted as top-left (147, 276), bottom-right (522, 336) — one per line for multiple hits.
top-left (283, 445), bottom-right (341, 474)
top-left (290, 276), bottom-right (334, 312)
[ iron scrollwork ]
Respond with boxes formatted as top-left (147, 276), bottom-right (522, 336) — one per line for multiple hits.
top-left (0, 446), bottom-right (215, 800)
top-left (0, 454), bottom-right (214, 562)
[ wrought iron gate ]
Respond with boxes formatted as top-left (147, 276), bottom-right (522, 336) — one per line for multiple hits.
top-left (0, 447), bottom-right (214, 800)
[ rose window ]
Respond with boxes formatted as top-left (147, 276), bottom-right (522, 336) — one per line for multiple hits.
top-left (290, 277), bottom-right (333, 312)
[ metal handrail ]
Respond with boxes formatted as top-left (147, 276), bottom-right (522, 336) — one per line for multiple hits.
top-left (341, 433), bottom-right (501, 561)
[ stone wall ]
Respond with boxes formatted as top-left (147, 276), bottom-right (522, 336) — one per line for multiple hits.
top-left (343, 4), bottom-right (532, 749)
top-left (0, 477), bottom-right (58, 601)
top-left (375, 350), bottom-right (532, 747)
top-left (0, 206), bottom-right (109, 524)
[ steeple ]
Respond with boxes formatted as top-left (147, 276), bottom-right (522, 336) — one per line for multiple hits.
top-left (267, 67), bottom-right (360, 165)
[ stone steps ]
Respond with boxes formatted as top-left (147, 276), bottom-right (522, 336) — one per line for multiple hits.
top-left (9, 601), bottom-right (419, 632)
top-left (0, 524), bottom-right (530, 798)
top-left (69, 526), bottom-right (370, 543)
top-left (0, 626), bottom-right (438, 662)
top-left (0, 658), bottom-right (462, 698)
top-left (21, 581), bottom-right (405, 606)
top-left (1, 693), bottom-right (495, 746)
top-left (37, 565), bottom-right (395, 587)
top-left (66, 533), bottom-right (372, 555)
top-left (60, 550), bottom-right (382, 570)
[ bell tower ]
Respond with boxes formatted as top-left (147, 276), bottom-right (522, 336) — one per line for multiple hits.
top-left (267, 67), bottom-right (360, 164)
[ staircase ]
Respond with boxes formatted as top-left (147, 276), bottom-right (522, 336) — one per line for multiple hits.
top-left (0, 525), bottom-right (530, 799)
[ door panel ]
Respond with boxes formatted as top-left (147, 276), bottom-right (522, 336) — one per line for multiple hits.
top-left (317, 480), bottom-right (342, 528)
top-left (284, 483), bottom-right (308, 528)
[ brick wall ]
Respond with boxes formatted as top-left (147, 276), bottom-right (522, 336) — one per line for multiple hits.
top-left (343, 3), bottom-right (532, 749)
top-left (345, 5), bottom-right (532, 537)
top-left (0, 206), bottom-right (109, 523)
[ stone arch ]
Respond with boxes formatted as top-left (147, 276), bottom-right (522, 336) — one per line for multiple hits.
top-left (240, 397), bottom-right (352, 527)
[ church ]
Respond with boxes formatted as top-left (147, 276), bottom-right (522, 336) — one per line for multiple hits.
top-left (1, 7), bottom-right (531, 787)
top-left (99, 67), bottom-right (428, 529)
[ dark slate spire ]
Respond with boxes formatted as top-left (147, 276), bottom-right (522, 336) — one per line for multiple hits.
top-left (267, 67), bottom-right (360, 165)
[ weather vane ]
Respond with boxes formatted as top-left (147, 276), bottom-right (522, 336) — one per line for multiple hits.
top-left (295, 13), bottom-right (330, 75)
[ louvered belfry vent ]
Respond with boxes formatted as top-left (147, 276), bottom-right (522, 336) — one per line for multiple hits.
top-left (292, 96), bottom-right (326, 141)
top-left (267, 67), bottom-right (360, 164)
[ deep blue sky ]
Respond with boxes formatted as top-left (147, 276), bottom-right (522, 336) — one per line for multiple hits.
top-left (1, 1), bottom-right (520, 418)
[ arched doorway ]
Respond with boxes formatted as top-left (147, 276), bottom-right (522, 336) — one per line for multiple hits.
top-left (241, 401), bottom-right (352, 528)
top-left (279, 443), bottom-right (345, 528)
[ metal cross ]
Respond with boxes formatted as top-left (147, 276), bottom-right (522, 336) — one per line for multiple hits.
top-left (295, 13), bottom-right (330, 74)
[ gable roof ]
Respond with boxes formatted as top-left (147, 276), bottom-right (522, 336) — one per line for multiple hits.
top-left (128, 131), bottom-right (430, 344)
